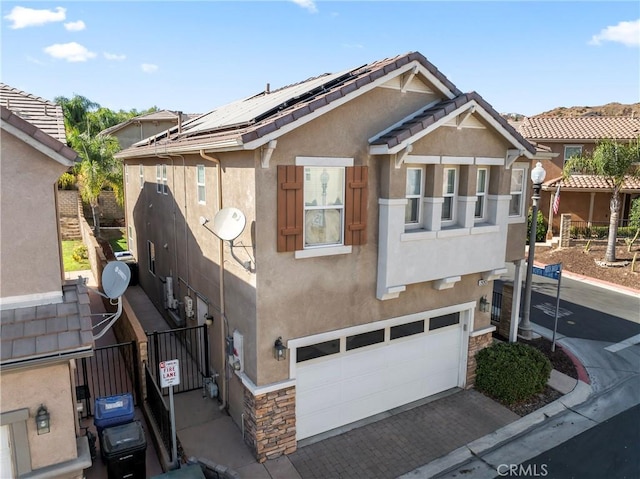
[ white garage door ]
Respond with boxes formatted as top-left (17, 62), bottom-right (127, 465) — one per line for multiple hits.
top-left (295, 313), bottom-right (465, 440)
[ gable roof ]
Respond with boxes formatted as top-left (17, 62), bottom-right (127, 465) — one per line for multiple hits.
top-left (116, 51), bottom-right (535, 160)
top-left (0, 83), bottom-right (66, 142)
top-left (117, 52), bottom-right (466, 158)
top-left (544, 174), bottom-right (640, 193)
top-left (369, 91), bottom-right (536, 157)
top-left (517, 116), bottom-right (640, 142)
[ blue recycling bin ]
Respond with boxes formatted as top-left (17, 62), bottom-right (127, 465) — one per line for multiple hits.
top-left (94, 393), bottom-right (135, 459)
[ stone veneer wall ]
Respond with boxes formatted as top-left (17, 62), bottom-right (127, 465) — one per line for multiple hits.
top-left (243, 386), bottom-right (296, 463)
top-left (58, 189), bottom-right (80, 218)
top-left (559, 213), bottom-right (572, 248)
top-left (465, 332), bottom-right (494, 387)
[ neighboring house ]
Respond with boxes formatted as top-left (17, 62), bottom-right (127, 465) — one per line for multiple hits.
top-left (116, 51), bottom-right (538, 462)
top-left (0, 85), bottom-right (93, 477)
top-left (516, 116), bottom-right (640, 235)
top-left (100, 110), bottom-right (200, 150)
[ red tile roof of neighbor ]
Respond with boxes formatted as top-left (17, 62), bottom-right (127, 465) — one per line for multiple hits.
top-left (0, 83), bottom-right (66, 142)
top-left (117, 51), bottom-right (535, 158)
top-left (517, 116), bottom-right (640, 141)
top-left (544, 175), bottom-right (640, 192)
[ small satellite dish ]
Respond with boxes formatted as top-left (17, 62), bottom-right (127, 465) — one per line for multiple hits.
top-left (102, 261), bottom-right (131, 299)
top-left (212, 207), bottom-right (246, 241)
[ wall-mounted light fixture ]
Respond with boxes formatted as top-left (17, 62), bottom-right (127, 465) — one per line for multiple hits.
top-left (274, 337), bottom-right (287, 361)
top-left (35, 405), bottom-right (50, 435)
top-left (479, 295), bottom-right (490, 313)
top-left (204, 314), bottom-right (214, 327)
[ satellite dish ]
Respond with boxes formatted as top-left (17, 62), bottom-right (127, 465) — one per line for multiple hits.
top-left (212, 207), bottom-right (246, 241)
top-left (102, 261), bottom-right (131, 299)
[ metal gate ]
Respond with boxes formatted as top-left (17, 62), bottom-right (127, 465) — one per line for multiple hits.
top-left (75, 341), bottom-right (139, 419)
top-left (146, 325), bottom-right (209, 395)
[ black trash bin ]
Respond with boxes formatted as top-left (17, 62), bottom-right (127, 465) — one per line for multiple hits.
top-left (102, 420), bottom-right (146, 479)
top-left (94, 393), bottom-right (135, 458)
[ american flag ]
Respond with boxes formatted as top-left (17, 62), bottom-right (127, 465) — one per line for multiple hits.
top-left (553, 184), bottom-right (561, 215)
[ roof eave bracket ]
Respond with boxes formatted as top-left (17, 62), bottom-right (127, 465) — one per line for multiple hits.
top-left (395, 143), bottom-right (413, 169)
top-left (506, 148), bottom-right (525, 166)
top-left (457, 106), bottom-right (476, 130)
top-left (401, 65), bottom-right (420, 93)
top-left (260, 140), bottom-right (278, 168)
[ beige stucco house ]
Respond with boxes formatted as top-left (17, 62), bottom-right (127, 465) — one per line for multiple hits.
top-left (116, 52), bottom-right (538, 462)
top-left (516, 116), bottom-right (640, 236)
top-left (1, 85), bottom-right (93, 477)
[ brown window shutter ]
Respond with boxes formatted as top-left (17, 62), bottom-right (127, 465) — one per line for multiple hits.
top-left (345, 166), bottom-right (368, 246)
top-left (277, 165), bottom-right (304, 252)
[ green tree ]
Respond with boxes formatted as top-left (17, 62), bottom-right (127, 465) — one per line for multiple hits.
top-left (55, 94), bottom-right (99, 134)
top-left (627, 197), bottom-right (640, 251)
top-left (564, 138), bottom-right (640, 262)
top-left (70, 130), bottom-right (122, 234)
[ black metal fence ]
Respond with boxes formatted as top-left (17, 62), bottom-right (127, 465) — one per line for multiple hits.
top-left (144, 363), bottom-right (172, 453)
top-left (570, 220), bottom-right (636, 240)
top-left (146, 325), bottom-right (209, 395)
top-left (75, 341), bottom-right (139, 418)
top-left (491, 290), bottom-right (502, 323)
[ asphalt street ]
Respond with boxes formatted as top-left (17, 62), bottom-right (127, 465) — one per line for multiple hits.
top-left (513, 404), bottom-right (640, 479)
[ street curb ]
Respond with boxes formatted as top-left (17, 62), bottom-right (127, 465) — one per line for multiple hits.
top-left (401, 340), bottom-right (594, 479)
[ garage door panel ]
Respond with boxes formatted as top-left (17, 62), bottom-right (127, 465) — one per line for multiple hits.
top-left (296, 324), bottom-right (464, 441)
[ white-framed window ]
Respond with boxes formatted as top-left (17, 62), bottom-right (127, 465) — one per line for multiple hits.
top-left (156, 165), bottom-right (167, 194)
top-left (139, 164), bottom-right (144, 189)
top-left (564, 145), bottom-right (583, 165)
top-left (303, 166), bottom-right (345, 248)
top-left (156, 165), bottom-right (162, 193)
top-left (405, 167), bottom-right (423, 228)
top-left (475, 168), bottom-right (488, 220)
top-left (509, 167), bottom-right (525, 217)
top-left (196, 164), bottom-right (206, 204)
top-left (148, 240), bottom-right (156, 275)
top-left (125, 164), bottom-right (129, 184)
top-left (441, 167), bottom-right (457, 222)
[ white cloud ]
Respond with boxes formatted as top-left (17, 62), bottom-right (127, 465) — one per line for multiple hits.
top-left (342, 43), bottom-right (364, 49)
top-left (291, 0), bottom-right (317, 13)
top-left (64, 20), bottom-right (86, 32)
top-left (104, 52), bottom-right (126, 61)
top-left (589, 19), bottom-right (640, 47)
top-left (26, 56), bottom-right (46, 66)
top-left (141, 63), bottom-right (159, 73)
top-left (44, 42), bottom-right (96, 62)
top-left (4, 6), bottom-right (66, 29)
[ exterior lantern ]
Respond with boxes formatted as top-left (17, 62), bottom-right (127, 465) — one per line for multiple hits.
top-left (35, 405), bottom-right (50, 435)
top-left (274, 337), bottom-right (287, 361)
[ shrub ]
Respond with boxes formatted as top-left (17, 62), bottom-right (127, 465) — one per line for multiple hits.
top-left (475, 342), bottom-right (552, 405)
top-left (527, 209), bottom-right (546, 244)
top-left (58, 172), bottom-right (77, 190)
top-left (72, 244), bottom-right (88, 263)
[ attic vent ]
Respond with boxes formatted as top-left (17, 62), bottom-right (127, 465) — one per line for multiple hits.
top-left (266, 83), bottom-right (270, 94)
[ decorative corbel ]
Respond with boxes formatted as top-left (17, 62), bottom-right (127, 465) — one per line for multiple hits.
top-left (261, 140), bottom-right (277, 169)
top-left (394, 143), bottom-right (413, 169)
top-left (506, 148), bottom-right (525, 165)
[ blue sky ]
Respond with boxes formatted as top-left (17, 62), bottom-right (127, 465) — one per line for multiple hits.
top-left (2, 1), bottom-right (639, 116)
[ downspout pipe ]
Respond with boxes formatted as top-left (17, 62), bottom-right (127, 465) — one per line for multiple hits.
top-left (199, 149), bottom-right (228, 412)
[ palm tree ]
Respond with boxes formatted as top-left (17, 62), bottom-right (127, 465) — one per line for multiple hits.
top-left (563, 138), bottom-right (640, 262)
top-left (70, 130), bottom-right (122, 234)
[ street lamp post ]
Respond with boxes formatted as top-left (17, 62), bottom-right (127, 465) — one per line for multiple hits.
top-left (519, 161), bottom-right (546, 340)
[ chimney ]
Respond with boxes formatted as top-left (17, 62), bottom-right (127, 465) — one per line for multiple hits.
top-left (177, 111), bottom-right (183, 134)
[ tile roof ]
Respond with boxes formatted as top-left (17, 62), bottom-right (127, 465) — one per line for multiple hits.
top-left (517, 116), bottom-right (640, 141)
top-left (544, 175), bottom-right (640, 192)
top-left (370, 91), bottom-right (536, 156)
top-left (1, 105), bottom-right (78, 166)
top-left (0, 281), bottom-right (94, 367)
top-left (99, 110), bottom-right (201, 137)
top-left (117, 51), bottom-right (466, 158)
top-left (0, 83), bottom-right (66, 142)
